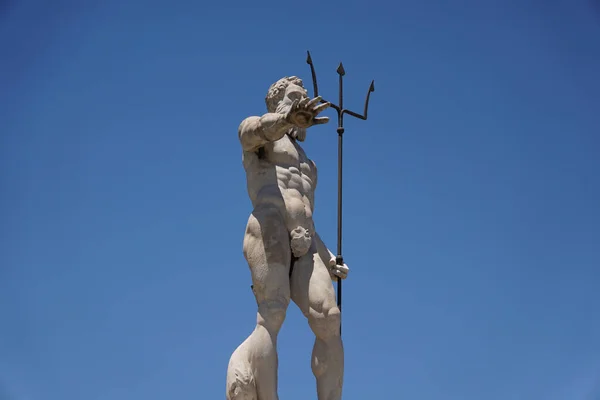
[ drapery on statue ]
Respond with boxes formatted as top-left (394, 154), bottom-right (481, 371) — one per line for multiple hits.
top-left (226, 76), bottom-right (350, 400)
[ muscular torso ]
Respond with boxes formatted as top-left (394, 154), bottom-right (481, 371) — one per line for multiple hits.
top-left (243, 133), bottom-right (317, 237)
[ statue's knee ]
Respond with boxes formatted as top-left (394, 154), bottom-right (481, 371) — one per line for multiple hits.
top-left (226, 349), bottom-right (256, 400)
top-left (257, 299), bottom-right (288, 331)
top-left (308, 306), bottom-right (341, 339)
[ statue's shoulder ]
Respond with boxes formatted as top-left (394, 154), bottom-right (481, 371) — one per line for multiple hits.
top-left (238, 115), bottom-right (260, 132)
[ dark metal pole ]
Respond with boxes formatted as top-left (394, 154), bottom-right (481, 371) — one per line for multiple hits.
top-left (336, 63), bottom-right (346, 336)
top-left (306, 51), bottom-right (374, 338)
top-left (337, 127), bottom-right (344, 335)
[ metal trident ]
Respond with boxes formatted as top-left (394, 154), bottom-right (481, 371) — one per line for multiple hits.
top-left (306, 51), bottom-right (375, 335)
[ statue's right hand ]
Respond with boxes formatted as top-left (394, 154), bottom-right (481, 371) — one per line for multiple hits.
top-left (285, 96), bottom-right (330, 129)
top-left (328, 257), bottom-right (349, 280)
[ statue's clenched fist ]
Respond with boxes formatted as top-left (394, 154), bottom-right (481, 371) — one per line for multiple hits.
top-left (328, 257), bottom-right (349, 280)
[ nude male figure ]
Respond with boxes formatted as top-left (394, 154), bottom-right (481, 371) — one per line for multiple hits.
top-left (225, 76), bottom-right (349, 400)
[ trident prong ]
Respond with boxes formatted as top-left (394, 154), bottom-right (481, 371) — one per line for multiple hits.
top-left (306, 51), bottom-right (320, 99)
top-left (344, 80), bottom-right (375, 120)
top-left (306, 51), bottom-right (375, 122)
top-left (305, 51), bottom-right (375, 336)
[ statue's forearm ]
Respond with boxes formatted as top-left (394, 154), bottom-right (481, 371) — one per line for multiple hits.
top-left (239, 113), bottom-right (293, 151)
top-left (259, 113), bottom-right (293, 140)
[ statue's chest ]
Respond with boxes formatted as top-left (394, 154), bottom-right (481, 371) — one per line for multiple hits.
top-left (266, 136), bottom-right (309, 167)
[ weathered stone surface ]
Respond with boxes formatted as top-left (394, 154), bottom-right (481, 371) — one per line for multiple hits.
top-left (226, 77), bottom-right (349, 400)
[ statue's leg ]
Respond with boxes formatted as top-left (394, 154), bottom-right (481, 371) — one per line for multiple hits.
top-left (290, 243), bottom-right (343, 400)
top-left (230, 204), bottom-right (291, 400)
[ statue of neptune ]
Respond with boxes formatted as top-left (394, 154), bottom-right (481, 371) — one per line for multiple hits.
top-left (226, 76), bottom-right (349, 400)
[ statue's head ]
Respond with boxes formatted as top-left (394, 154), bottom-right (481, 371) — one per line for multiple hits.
top-left (265, 76), bottom-right (307, 112)
top-left (265, 76), bottom-right (309, 141)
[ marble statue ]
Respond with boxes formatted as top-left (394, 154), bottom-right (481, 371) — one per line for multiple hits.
top-left (226, 76), bottom-right (350, 400)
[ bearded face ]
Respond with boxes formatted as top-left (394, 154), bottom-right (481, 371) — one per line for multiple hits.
top-left (275, 83), bottom-right (308, 142)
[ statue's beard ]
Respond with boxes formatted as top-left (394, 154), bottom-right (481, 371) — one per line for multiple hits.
top-left (276, 103), bottom-right (307, 142)
top-left (290, 127), bottom-right (307, 141)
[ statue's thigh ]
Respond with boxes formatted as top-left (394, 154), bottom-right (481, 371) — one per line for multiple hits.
top-left (243, 205), bottom-right (291, 303)
top-left (290, 247), bottom-right (337, 316)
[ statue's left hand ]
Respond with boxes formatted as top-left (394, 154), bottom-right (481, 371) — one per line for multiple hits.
top-left (328, 257), bottom-right (349, 280)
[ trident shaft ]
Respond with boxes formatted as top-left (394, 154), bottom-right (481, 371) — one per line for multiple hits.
top-left (306, 51), bottom-right (375, 335)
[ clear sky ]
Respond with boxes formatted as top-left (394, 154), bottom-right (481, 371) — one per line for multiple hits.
top-left (1, 1), bottom-right (599, 399)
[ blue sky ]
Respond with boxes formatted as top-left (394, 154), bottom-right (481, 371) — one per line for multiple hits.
top-left (1, 0), bottom-right (599, 399)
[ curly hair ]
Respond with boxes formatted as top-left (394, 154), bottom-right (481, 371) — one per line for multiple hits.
top-left (265, 76), bottom-right (306, 113)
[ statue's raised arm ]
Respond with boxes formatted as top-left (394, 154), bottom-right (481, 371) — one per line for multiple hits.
top-left (238, 76), bottom-right (330, 152)
top-left (238, 113), bottom-right (293, 152)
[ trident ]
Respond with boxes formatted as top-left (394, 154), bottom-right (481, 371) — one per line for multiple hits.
top-left (306, 51), bottom-right (375, 335)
